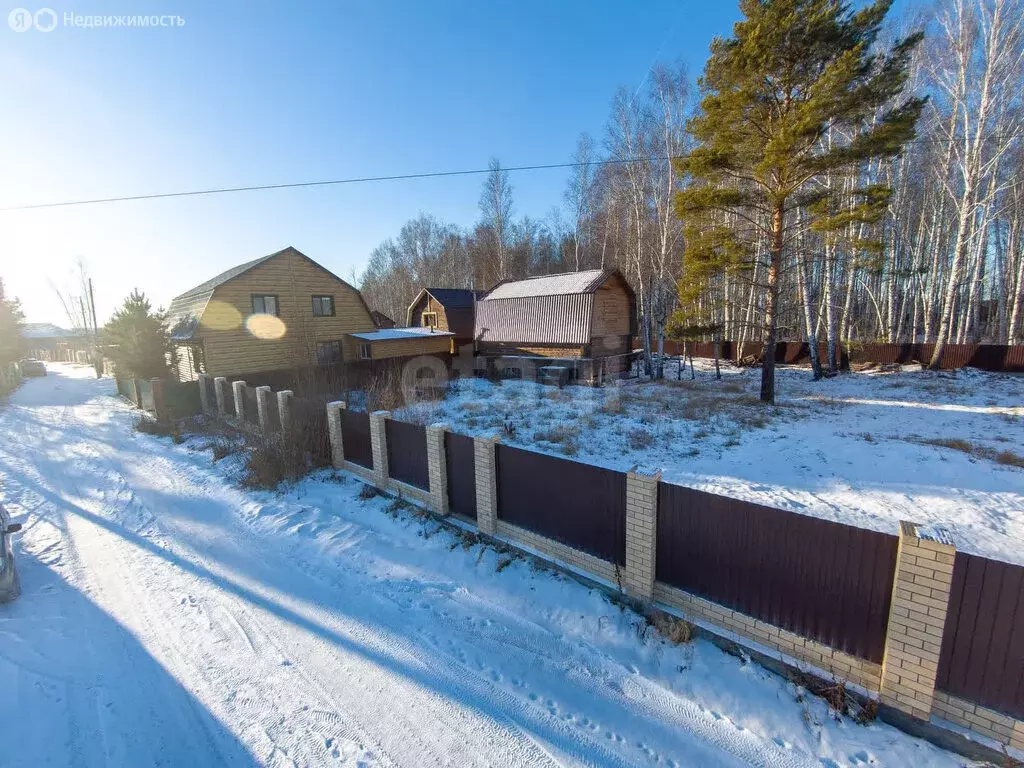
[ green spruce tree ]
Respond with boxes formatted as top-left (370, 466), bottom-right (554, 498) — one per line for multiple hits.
top-left (0, 278), bottom-right (25, 366)
top-left (676, 0), bottom-right (925, 403)
top-left (101, 290), bottom-right (172, 379)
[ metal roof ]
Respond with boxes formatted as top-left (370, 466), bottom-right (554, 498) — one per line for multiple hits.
top-left (483, 270), bottom-right (607, 300)
top-left (422, 288), bottom-right (480, 309)
top-left (349, 328), bottom-right (454, 342)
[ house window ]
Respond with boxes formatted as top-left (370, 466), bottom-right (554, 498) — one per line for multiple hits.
top-left (312, 295), bottom-right (335, 317)
top-left (421, 311), bottom-right (438, 328)
top-left (359, 342), bottom-right (372, 360)
top-left (316, 340), bottom-right (343, 364)
top-left (251, 294), bottom-right (279, 316)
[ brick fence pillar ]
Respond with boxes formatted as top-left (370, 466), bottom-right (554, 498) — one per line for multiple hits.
top-left (473, 433), bottom-right (500, 535)
top-left (623, 467), bottom-right (661, 599)
top-left (426, 423), bottom-right (449, 516)
top-left (276, 390), bottom-right (294, 435)
top-left (255, 386), bottom-right (272, 432)
top-left (326, 401), bottom-right (346, 468)
top-left (150, 378), bottom-right (168, 422)
top-left (369, 410), bottom-right (392, 489)
top-left (880, 521), bottom-right (956, 720)
top-left (214, 377), bottom-right (229, 417)
top-left (198, 373), bottom-right (212, 414)
top-left (231, 380), bottom-right (247, 422)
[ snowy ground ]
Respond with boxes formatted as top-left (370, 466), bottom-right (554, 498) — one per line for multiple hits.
top-left (399, 361), bottom-right (1024, 566)
top-left (0, 365), bottom-right (988, 767)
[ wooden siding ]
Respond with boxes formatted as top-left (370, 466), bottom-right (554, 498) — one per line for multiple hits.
top-left (410, 295), bottom-right (451, 332)
top-left (365, 334), bottom-right (451, 360)
top-left (476, 343), bottom-right (588, 358)
top-left (171, 344), bottom-right (203, 382)
top-left (198, 250), bottom-right (375, 377)
top-left (590, 274), bottom-right (631, 339)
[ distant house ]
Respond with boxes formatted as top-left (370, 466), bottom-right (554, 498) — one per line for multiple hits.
top-left (166, 246), bottom-right (446, 382)
top-left (473, 269), bottom-right (635, 379)
top-left (21, 323), bottom-right (91, 362)
top-left (370, 310), bottom-right (396, 329)
top-left (406, 288), bottom-right (481, 349)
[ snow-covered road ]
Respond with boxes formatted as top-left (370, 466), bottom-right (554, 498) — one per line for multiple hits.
top-left (0, 366), bottom-right (970, 767)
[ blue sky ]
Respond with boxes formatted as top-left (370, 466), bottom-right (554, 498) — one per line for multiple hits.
top-left (0, 0), bottom-right (909, 324)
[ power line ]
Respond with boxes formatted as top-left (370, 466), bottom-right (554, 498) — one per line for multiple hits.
top-left (0, 157), bottom-right (674, 213)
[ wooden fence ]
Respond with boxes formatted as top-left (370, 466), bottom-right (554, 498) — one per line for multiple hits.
top-left (657, 484), bottom-right (898, 662)
top-left (639, 340), bottom-right (1024, 372)
top-left (385, 419), bottom-right (429, 489)
top-left (495, 445), bottom-right (626, 565)
top-left (937, 552), bottom-right (1024, 720)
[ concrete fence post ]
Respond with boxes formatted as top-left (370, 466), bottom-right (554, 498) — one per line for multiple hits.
top-left (880, 521), bottom-right (956, 720)
top-left (473, 433), bottom-right (500, 535)
top-left (198, 373), bottom-right (212, 414)
top-left (132, 378), bottom-right (143, 408)
top-left (623, 467), bottom-right (661, 600)
top-left (326, 401), bottom-right (346, 468)
top-left (214, 377), bottom-right (229, 417)
top-left (276, 390), bottom-right (294, 436)
top-left (231, 380), bottom-right (247, 422)
top-left (255, 386), bottom-right (272, 432)
top-left (369, 410), bottom-right (392, 489)
top-left (426, 423), bottom-right (449, 516)
top-left (150, 378), bottom-right (168, 423)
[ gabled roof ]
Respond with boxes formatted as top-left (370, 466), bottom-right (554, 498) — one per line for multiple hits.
top-left (482, 269), bottom-right (608, 301)
top-left (422, 288), bottom-right (480, 309)
top-left (166, 246), bottom-right (371, 342)
top-left (405, 287), bottom-right (483, 333)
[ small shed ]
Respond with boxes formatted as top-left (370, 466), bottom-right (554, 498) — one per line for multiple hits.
top-left (406, 288), bottom-right (481, 349)
top-left (347, 327), bottom-right (454, 362)
top-left (473, 269), bottom-right (635, 379)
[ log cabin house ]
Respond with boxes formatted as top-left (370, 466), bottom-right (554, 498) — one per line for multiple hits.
top-left (166, 247), bottom-right (450, 382)
top-left (473, 269), bottom-right (636, 382)
top-left (405, 288), bottom-right (482, 349)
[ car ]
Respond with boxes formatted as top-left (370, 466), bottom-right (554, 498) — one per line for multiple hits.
top-left (0, 504), bottom-right (22, 603)
top-left (19, 359), bottom-right (47, 377)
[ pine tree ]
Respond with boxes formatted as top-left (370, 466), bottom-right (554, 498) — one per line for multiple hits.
top-left (101, 290), bottom-right (172, 379)
top-left (0, 278), bottom-right (25, 366)
top-left (676, 0), bottom-right (925, 403)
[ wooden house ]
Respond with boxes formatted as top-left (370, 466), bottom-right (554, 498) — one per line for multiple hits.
top-left (166, 247), bottom-right (449, 382)
top-left (370, 310), bottom-right (396, 329)
top-left (473, 269), bottom-right (635, 380)
top-left (406, 288), bottom-right (481, 349)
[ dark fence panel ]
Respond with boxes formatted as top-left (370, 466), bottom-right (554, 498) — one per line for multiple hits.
top-left (637, 339), bottom-right (1024, 372)
top-left (202, 376), bottom-right (217, 410)
top-left (341, 409), bottom-right (372, 468)
top-left (496, 445), bottom-right (626, 564)
top-left (385, 419), bottom-right (429, 489)
top-left (264, 393), bottom-right (280, 433)
top-left (937, 552), bottom-right (1024, 720)
top-left (138, 379), bottom-right (155, 412)
top-left (243, 385), bottom-right (260, 426)
top-left (290, 395), bottom-right (331, 467)
top-left (167, 381), bottom-right (201, 419)
top-left (445, 432), bottom-right (476, 520)
top-left (656, 484), bottom-right (898, 663)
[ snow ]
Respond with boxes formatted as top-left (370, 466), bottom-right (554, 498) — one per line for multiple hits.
top-left (400, 361), bottom-right (1024, 566)
top-left (349, 327), bottom-right (454, 341)
top-left (0, 365), bottom-right (987, 766)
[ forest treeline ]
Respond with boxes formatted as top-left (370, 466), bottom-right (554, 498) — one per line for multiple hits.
top-left (358, 0), bottom-right (1024, 385)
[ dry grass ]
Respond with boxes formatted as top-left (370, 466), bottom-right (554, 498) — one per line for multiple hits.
top-left (240, 435), bottom-right (307, 489)
top-left (626, 427), bottom-right (656, 450)
top-left (914, 437), bottom-right (1024, 470)
top-left (532, 424), bottom-right (582, 456)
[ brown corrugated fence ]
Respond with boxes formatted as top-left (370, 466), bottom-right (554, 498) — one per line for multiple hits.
top-left (385, 419), bottom-right (429, 490)
top-left (936, 552), bottom-right (1024, 720)
top-left (656, 483), bottom-right (898, 663)
top-left (445, 432), bottom-right (476, 520)
top-left (495, 445), bottom-right (626, 564)
top-left (340, 410), bottom-right (372, 468)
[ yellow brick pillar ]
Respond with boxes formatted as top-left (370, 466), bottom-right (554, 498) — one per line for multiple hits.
top-left (369, 410), bottom-right (392, 490)
top-left (426, 423), bottom-right (449, 516)
top-left (473, 433), bottom-right (500, 535)
top-left (623, 467), bottom-right (660, 599)
top-left (880, 521), bottom-right (955, 720)
top-left (326, 401), bottom-right (346, 469)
